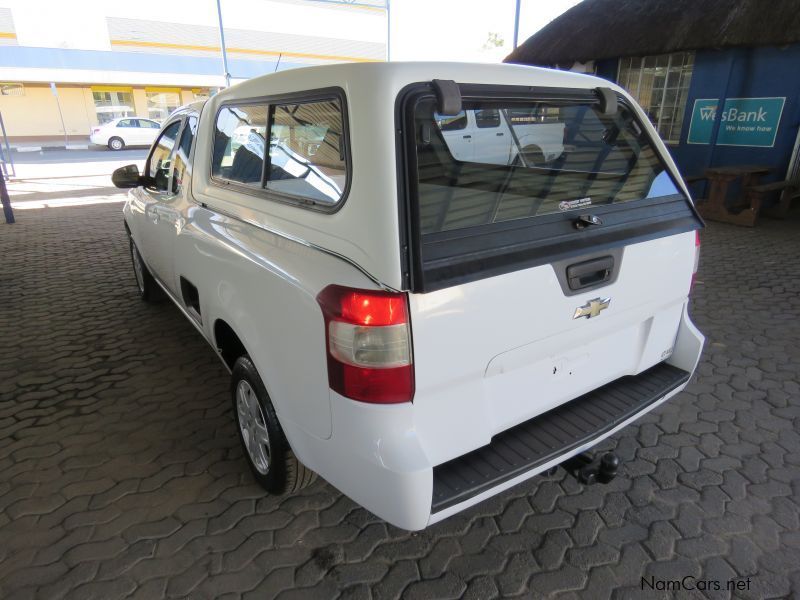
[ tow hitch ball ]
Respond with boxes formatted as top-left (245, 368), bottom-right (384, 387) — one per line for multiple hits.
top-left (561, 452), bottom-right (621, 485)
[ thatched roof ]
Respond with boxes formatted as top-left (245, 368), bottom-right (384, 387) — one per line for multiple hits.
top-left (505, 0), bottom-right (800, 67)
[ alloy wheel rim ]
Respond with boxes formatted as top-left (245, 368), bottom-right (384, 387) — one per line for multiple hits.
top-left (236, 380), bottom-right (271, 474)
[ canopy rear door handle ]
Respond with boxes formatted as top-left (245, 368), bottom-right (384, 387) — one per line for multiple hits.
top-left (566, 256), bottom-right (614, 290)
top-left (574, 214), bottom-right (603, 229)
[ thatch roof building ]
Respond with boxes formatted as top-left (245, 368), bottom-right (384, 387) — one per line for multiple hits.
top-left (505, 0), bottom-right (800, 208)
top-left (505, 0), bottom-right (800, 68)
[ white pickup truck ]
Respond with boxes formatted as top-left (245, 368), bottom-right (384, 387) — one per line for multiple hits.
top-left (437, 106), bottom-right (565, 165)
top-left (114, 62), bottom-right (704, 531)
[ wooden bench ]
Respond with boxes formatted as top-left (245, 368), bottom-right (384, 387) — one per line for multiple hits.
top-left (683, 175), bottom-right (709, 211)
top-left (746, 180), bottom-right (799, 220)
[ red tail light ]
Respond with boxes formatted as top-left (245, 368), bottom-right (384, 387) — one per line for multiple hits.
top-left (691, 230), bottom-right (701, 290)
top-left (317, 285), bottom-right (414, 404)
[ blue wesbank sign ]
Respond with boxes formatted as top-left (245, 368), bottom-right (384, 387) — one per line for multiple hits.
top-left (687, 97), bottom-right (786, 147)
top-left (687, 99), bottom-right (718, 144)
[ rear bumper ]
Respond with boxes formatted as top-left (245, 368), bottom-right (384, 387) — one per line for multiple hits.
top-left (281, 393), bottom-right (433, 530)
top-left (283, 304), bottom-right (704, 531)
top-left (431, 362), bottom-right (689, 514)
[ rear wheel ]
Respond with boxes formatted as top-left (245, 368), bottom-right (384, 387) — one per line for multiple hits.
top-left (129, 237), bottom-right (162, 302)
top-left (108, 137), bottom-right (125, 151)
top-left (516, 144), bottom-right (547, 167)
top-left (231, 355), bottom-right (317, 494)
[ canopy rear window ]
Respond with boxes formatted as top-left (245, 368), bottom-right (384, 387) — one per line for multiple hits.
top-left (398, 84), bottom-right (702, 292)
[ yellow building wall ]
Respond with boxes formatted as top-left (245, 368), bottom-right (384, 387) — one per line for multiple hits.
top-left (81, 88), bottom-right (100, 130)
top-left (132, 88), bottom-right (149, 120)
top-left (0, 83), bottom-right (200, 141)
top-left (0, 84), bottom-right (96, 140)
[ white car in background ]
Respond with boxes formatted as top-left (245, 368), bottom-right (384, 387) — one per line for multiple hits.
top-left (90, 118), bottom-right (161, 150)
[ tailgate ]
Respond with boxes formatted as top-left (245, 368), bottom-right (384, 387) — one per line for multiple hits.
top-left (397, 82), bottom-right (702, 465)
top-left (409, 232), bottom-right (695, 446)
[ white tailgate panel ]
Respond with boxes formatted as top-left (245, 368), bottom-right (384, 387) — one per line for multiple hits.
top-left (484, 301), bottom-right (684, 433)
top-left (409, 231), bottom-right (695, 466)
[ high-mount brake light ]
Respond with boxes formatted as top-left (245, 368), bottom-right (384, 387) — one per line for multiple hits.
top-left (317, 285), bottom-right (414, 404)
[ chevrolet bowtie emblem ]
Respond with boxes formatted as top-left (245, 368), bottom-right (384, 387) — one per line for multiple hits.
top-left (573, 297), bottom-right (611, 319)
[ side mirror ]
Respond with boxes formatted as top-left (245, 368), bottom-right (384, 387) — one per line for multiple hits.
top-left (112, 164), bottom-right (143, 188)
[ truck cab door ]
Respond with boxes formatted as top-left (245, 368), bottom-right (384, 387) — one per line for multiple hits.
top-left (471, 108), bottom-right (512, 165)
top-left (135, 118), bottom-right (183, 295)
top-left (165, 115), bottom-right (199, 318)
top-left (436, 110), bottom-right (472, 162)
top-left (126, 119), bottom-right (145, 145)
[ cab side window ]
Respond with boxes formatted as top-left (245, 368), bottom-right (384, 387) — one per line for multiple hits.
top-left (147, 120), bottom-right (182, 191)
top-left (475, 109), bottom-right (501, 128)
top-left (172, 116), bottom-right (197, 194)
top-left (436, 111), bottom-right (468, 131)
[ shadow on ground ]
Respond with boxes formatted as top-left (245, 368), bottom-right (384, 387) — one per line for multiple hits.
top-left (0, 203), bottom-right (798, 599)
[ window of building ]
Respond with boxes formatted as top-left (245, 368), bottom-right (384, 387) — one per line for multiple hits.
top-left (0, 83), bottom-right (24, 96)
top-left (617, 52), bottom-right (694, 144)
top-left (92, 88), bottom-right (134, 125)
top-left (212, 104), bottom-right (268, 187)
top-left (506, 106), bottom-right (562, 125)
top-left (192, 88), bottom-right (213, 102)
top-left (146, 89), bottom-right (181, 122)
top-left (266, 99), bottom-right (347, 205)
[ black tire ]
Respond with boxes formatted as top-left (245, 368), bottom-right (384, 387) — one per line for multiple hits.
top-left (518, 144), bottom-right (547, 167)
top-left (108, 136), bottom-right (125, 151)
top-left (231, 355), bottom-right (316, 494)
top-left (129, 237), bottom-right (163, 303)
top-left (512, 144), bottom-right (547, 167)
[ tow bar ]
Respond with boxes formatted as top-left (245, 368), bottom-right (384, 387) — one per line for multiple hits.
top-left (561, 452), bottom-right (620, 485)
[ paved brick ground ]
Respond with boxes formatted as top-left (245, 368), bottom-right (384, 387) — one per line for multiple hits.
top-left (1, 199), bottom-right (799, 599)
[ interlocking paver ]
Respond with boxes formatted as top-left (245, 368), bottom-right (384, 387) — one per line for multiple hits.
top-left (0, 198), bottom-right (799, 598)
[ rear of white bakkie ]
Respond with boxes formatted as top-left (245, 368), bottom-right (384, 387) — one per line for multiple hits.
top-left (310, 72), bottom-right (704, 530)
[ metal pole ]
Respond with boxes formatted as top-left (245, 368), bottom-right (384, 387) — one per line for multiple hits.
top-left (0, 168), bottom-right (14, 224)
top-left (215, 0), bottom-right (232, 87)
top-left (513, 0), bottom-right (521, 49)
top-left (386, 0), bottom-right (391, 61)
top-left (51, 82), bottom-right (68, 147)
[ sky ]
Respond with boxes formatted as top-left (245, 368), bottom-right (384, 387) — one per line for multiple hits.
top-left (2, 0), bottom-right (582, 64)
top-left (390, 0), bottom-right (582, 62)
